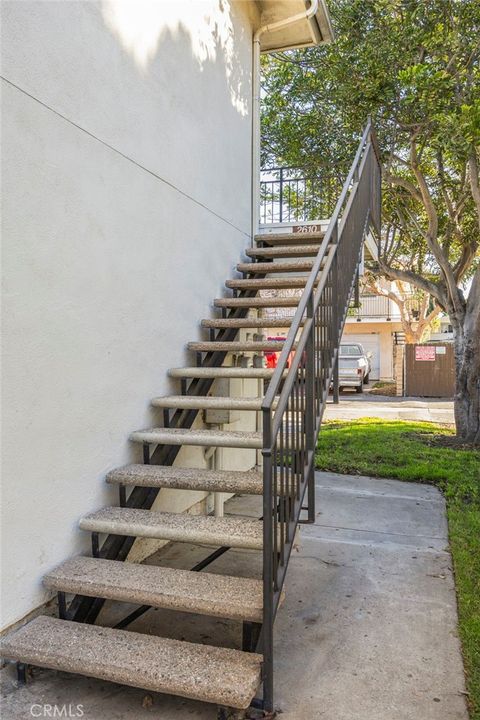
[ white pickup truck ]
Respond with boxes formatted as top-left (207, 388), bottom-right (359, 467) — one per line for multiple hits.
top-left (337, 342), bottom-right (372, 392)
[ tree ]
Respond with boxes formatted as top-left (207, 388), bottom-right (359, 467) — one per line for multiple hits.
top-left (261, 0), bottom-right (480, 443)
top-left (362, 274), bottom-right (441, 344)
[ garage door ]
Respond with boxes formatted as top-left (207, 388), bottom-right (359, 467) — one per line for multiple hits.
top-left (342, 333), bottom-right (380, 380)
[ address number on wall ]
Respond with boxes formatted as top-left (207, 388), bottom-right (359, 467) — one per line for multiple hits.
top-left (292, 225), bottom-right (321, 234)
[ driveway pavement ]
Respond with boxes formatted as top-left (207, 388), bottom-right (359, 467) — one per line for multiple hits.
top-left (324, 393), bottom-right (455, 424)
top-left (1, 472), bottom-right (468, 720)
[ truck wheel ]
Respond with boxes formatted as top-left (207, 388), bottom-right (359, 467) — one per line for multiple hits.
top-left (355, 384), bottom-right (363, 393)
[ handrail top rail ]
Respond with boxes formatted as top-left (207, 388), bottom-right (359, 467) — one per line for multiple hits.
top-left (261, 120), bottom-right (377, 413)
top-left (260, 164), bottom-right (343, 174)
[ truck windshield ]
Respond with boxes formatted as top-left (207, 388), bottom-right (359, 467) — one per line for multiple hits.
top-left (340, 344), bottom-right (362, 356)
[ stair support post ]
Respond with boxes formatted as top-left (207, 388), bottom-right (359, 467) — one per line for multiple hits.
top-left (332, 353), bottom-right (340, 405)
top-left (305, 295), bottom-right (316, 523)
top-left (353, 268), bottom-right (360, 308)
top-left (262, 407), bottom-right (274, 713)
top-left (16, 662), bottom-right (27, 685)
top-left (142, 444), bottom-right (150, 464)
top-left (91, 533), bottom-right (100, 559)
top-left (57, 591), bottom-right (67, 620)
top-left (242, 622), bottom-right (262, 653)
top-left (331, 237), bottom-right (340, 405)
top-left (118, 484), bottom-right (127, 508)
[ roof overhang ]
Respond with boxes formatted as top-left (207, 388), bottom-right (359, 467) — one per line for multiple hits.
top-left (256, 0), bottom-right (334, 52)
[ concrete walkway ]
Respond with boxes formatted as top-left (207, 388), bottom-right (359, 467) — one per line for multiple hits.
top-left (324, 394), bottom-right (455, 424)
top-left (1, 473), bottom-right (468, 719)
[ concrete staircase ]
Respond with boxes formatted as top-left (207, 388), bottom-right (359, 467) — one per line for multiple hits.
top-left (1, 116), bottom-right (382, 715)
top-left (0, 232), bottom-right (326, 714)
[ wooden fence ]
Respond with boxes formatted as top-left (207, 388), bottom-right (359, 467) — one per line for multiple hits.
top-left (404, 344), bottom-right (455, 398)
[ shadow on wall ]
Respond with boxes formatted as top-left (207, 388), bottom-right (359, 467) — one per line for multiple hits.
top-left (101, 0), bottom-right (250, 116)
top-left (74, 0), bottom-right (253, 231)
top-left (1, 0), bottom-right (255, 629)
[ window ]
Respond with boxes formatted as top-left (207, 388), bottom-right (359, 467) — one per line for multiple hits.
top-left (340, 344), bottom-right (363, 356)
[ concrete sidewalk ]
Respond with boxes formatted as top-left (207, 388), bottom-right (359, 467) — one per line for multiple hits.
top-left (1, 473), bottom-right (468, 720)
top-left (273, 472), bottom-right (468, 720)
top-left (324, 394), bottom-right (455, 424)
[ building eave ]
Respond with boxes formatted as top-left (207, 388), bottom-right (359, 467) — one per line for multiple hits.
top-left (257, 0), bottom-right (334, 53)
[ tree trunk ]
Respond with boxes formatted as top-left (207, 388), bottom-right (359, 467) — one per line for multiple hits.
top-left (452, 317), bottom-right (480, 445)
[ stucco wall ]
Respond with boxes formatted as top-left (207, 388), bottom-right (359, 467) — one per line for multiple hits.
top-left (1, 1), bottom-right (255, 630)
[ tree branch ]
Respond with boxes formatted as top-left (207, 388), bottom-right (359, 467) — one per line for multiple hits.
top-left (383, 172), bottom-right (423, 204)
top-left (377, 260), bottom-right (448, 309)
top-left (453, 241), bottom-right (479, 283)
top-left (410, 138), bottom-right (462, 314)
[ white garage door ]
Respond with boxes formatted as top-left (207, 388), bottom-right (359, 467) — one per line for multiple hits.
top-left (342, 333), bottom-right (380, 380)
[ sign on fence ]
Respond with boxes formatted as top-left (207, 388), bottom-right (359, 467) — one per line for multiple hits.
top-left (406, 344), bottom-right (455, 397)
top-left (415, 346), bottom-right (436, 361)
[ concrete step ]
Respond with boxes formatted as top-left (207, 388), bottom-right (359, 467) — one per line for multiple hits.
top-left (226, 277), bottom-right (313, 290)
top-left (188, 341), bottom-right (286, 352)
top-left (200, 318), bottom-right (300, 329)
top-left (44, 557), bottom-right (263, 622)
top-left (130, 427), bottom-right (262, 449)
top-left (0, 616), bottom-right (262, 709)
top-left (214, 296), bottom-right (299, 309)
top-left (168, 366), bottom-right (287, 379)
top-left (246, 244), bottom-right (320, 258)
top-left (79, 507), bottom-right (264, 549)
top-left (151, 394), bottom-right (273, 411)
top-left (237, 259), bottom-right (314, 274)
top-left (106, 464), bottom-right (263, 494)
top-left (254, 231), bottom-right (324, 245)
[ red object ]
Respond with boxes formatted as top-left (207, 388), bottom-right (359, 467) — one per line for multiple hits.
top-left (265, 336), bottom-right (287, 369)
top-left (265, 353), bottom-right (277, 369)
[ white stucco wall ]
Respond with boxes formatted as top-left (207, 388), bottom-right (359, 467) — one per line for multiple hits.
top-left (1, 1), bottom-right (255, 630)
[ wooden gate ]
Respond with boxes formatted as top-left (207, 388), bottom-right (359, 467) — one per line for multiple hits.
top-left (405, 344), bottom-right (455, 397)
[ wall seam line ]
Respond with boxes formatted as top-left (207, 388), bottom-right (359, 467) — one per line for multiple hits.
top-left (1, 75), bottom-right (251, 239)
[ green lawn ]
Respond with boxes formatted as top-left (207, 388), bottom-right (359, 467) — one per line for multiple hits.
top-left (315, 419), bottom-right (480, 719)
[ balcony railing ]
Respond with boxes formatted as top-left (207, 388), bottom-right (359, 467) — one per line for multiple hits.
top-left (349, 294), bottom-right (393, 319)
top-left (260, 167), bottom-right (342, 224)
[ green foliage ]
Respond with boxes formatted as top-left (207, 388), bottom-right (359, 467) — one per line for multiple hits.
top-left (315, 418), bottom-right (479, 502)
top-left (261, 0), bottom-right (480, 297)
top-left (449, 506), bottom-right (480, 720)
top-left (315, 419), bottom-right (480, 718)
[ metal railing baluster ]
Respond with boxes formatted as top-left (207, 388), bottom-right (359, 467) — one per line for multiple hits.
top-left (259, 122), bottom-right (381, 712)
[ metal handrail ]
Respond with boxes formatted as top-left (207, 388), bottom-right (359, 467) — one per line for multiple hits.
top-left (262, 121), bottom-right (373, 413)
top-left (261, 162), bottom-right (345, 173)
top-left (260, 119), bottom-right (381, 712)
